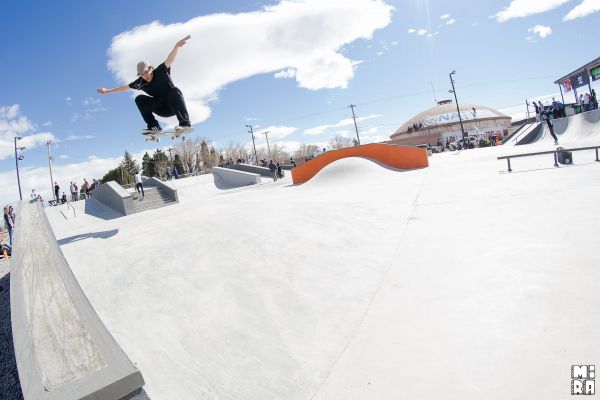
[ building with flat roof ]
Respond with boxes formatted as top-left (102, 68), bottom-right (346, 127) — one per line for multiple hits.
top-left (387, 100), bottom-right (512, 146)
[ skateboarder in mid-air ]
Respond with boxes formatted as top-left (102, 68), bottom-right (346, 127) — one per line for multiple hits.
top-left (97, 35), bottom-right (193, 135)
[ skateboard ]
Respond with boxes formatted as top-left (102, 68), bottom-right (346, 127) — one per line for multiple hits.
top-left (142, 127), bottom-right (193, 142)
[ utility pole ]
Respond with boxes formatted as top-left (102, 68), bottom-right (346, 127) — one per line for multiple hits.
top-left (348, 104), bottom-right (361, 145)
top-left (166, 147), bottom-right (174, 163)
top-left (14, 137), bottom-right (24, 200)
top-left (448, 71), bottom-right (466, 139)
top-left (46, 141), bottom-right (55, 199)
top-left (261, 131), bottom-right (271, 160)
top-left (245, 125), bottom-right (258, 165)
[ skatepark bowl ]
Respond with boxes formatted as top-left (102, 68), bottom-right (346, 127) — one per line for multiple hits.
top-left (8, 109), bottom-right (600, 400)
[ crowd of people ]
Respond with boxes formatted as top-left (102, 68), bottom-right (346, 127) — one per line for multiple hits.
top-left (51, 178), bottom-right (100, 205)
top-left (533, 90), bottom-right (598, 122)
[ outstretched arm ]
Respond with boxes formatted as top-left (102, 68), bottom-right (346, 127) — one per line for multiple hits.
top-left (165, 35), bottom-right (191, 68)
top-left (96, 85), bottom-right (130, 95)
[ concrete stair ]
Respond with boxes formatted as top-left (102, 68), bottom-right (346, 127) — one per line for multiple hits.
top-left (131, 187), bottom-right (176, 212)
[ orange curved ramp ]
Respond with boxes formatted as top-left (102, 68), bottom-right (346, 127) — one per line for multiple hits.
top-left (291, 144), bottom-right (429, 184)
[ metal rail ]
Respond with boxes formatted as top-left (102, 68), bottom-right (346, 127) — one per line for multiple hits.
top-left (498, 145), bottom-right (600, 172)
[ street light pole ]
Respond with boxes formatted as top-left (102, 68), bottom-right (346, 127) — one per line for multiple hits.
top-left (449, 71), bottom-right (466, 139)
top-left (261, 131), bottom-right (271, 160)
top-left (46, 141), bottom-right (55, 199)
top-left (245, 124), bottom-right (258, 165)
top-left (14, 137), bottom-right (24, 200)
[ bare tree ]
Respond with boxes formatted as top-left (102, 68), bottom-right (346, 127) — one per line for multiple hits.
top-left (174, 139), bottom-right (196, 173)
top-left (270, 143), bottom-right (290, 162)
top-left (294, 144), bottom-right (319, 159)
top-left (329, 135), bottom-right (353, 150)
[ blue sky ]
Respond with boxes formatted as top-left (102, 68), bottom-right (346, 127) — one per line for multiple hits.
top-left (1, 0), bottom-right (599, 204)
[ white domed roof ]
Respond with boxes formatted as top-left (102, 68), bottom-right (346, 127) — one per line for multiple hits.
top-left (394, 102), bottom-right (510, 135)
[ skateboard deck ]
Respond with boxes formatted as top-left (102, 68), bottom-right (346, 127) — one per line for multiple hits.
top-left (142, 127), bottom-right (193, 142)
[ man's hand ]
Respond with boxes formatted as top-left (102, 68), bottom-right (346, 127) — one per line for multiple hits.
top-left (174, 35), bottom-right (191, 49)
top-left (97, 88), bottom-right (108, 94)
top-left (166, 35), bottom-right (191, 67)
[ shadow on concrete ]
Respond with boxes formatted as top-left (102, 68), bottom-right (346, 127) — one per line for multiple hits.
top-left (58, 229), bottom-right (119, 245)
top-left (84, 198), bottom-right (123, 220)
top-left (0, 272), bottom-right (24, 400)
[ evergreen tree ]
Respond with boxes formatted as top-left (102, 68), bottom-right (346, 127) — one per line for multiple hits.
top-left (121, 150), bottom-right (140, 175)
top-left (152, 149), bottom-right (169, 178)
top-left (142, 152), bottom-right (154, 177)
top-left (101, 165), bottom-right (131, 185)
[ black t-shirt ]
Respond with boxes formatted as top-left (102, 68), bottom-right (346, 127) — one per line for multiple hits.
top-left (129, 63), bottom-right (175, 99)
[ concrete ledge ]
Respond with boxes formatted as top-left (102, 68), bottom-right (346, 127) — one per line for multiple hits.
top-left (225, 163), bottom-right (272, 178)
top-left (212, 167), bottom-right (261, 188)
top-left (10, 200), bottom-right (145, 399)
top-left (91, 182), bottom-right (135, 216)
top-left (142, 177), bottom-right (179, 203)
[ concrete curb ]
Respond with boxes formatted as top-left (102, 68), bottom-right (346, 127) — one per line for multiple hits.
top-left (10, 200), bottom-right (144, 399)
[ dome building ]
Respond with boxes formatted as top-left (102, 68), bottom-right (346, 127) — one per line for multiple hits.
top-left (387, 100), bottom-right (512, 146)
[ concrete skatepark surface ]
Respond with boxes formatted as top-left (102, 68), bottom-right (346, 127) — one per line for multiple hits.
top-left (30, 111), bottom-right (600, 399)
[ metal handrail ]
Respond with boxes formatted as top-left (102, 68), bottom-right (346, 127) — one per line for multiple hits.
top-left (498, 145), bottom-right (600, 172)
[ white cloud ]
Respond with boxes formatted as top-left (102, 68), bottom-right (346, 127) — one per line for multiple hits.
top-left (446, 18), bottom-right (456, 25)
top-left (256, 125), bottom-right (298, 140)
top-left (528, 25), bottom-right (552, 38)
top-left (59, 154), bottom-right (69, 159)
top-left (274, 68), bottom-right (297, 79)
top-left (408, 28), bottom-right (416, 33)
top-left (377, 51), bottom-right (384, 56)
top-left (42, 121), bottom-right (53, 127)
top-left (416, 29), bottom-right (428, 35)
top-left (495, 0), bottom-right (571, 21)
top-left (564, 0), bottom-right (600, 20)
top-left (66, 134), bottom-right (95, 141)
top-left (105, 0), bottom-right (394, 126)
top-left (440, 14), bottom-right (451, 20)
top-left (65, 97), bottom-right (72, 105)
top-left (0, 104), bottom-right (56, 160)
top-left (304, 114), bottom-right (383, 136)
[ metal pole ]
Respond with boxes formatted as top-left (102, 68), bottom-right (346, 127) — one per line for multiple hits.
top-left (526, 100), bottom-right (530, 120)
top-left (349, 104), bottom-right (361, 145)
top-left (47, 141), bottom-right (55, 199)
top-left (558, 84), bottom-right (565, 105)
top-left (14, 137), bottom-right (23, 200)
top-left (262, 131), bottom-right (271, 160)
top-left (245, 125), bottom-right (258, 165)
top-left (449, 71), bottom-right (466, 139)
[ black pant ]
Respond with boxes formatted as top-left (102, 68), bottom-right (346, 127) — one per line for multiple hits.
top-left (135, 87), bottom-right (190, 128)
top-left (136, 183), bottom-right (144, 197)
top-left (546, 120), bottom-right (558, 142)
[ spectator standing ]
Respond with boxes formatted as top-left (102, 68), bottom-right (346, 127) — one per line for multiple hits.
top-left (166, 167), bottom-right (172, 180)
top-left (173, 166), bottom-right (179, 179)
top-left (537, 101), bottom-right (544, 121)
top-left (592, 89), bottom-right (598, 110)
top-left (82, 179), bottom-right (90, 198)
top-left (30, 189), bottom-right (37, 199)
top-left (583, 93), bottom-right (591, 112)
top-left (70, 182), bottom-right (76, 202)
top-left (533, 101), bottom-right (540, 121)
top-left (54, 182), bottom-right (60, 202)
top-left (290, 157), bottom-right (296, 168)
top-left (4, 206), bottom-right (14, 246)
top-left (61, 192), bottom-right (68, 204)
top-left (268, 160), bottom-right (277, 181)
top-left (276, 162), bottom-right (284, 179)
top-left (134, 172), bottom-right (145, 197)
